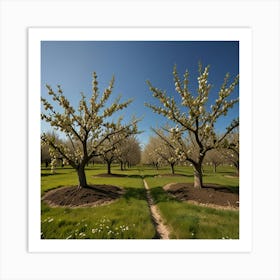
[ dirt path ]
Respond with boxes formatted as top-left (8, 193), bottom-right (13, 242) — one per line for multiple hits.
top-left (143, 179), bottom-right (170, 239)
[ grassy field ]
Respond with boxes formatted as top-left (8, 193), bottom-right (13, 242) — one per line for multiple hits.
top-left (145, 176), bottom-right (239, 239)
top-left (41, 165), bottom-right (155, 239)
top-left (41, 164), bottom-right (239, 239)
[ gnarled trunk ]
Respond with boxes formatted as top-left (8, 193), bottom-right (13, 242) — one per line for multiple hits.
top-left (77, 165), bottom-right (87, 188)
top-left (193, 163), bottom-right (203, 189)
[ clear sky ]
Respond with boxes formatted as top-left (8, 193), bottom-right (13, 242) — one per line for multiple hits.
top-left (41, 41), bottom-right (239, 147)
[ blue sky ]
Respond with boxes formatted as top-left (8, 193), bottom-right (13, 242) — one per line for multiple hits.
top-left (41, 41), bottom-right (239, 147)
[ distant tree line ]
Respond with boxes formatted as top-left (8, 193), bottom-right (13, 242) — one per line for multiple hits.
top-left (142, 128), bottom-right (239, 175)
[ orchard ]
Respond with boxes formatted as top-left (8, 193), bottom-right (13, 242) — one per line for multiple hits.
top-left (41, 65), bottom-right (239, 240)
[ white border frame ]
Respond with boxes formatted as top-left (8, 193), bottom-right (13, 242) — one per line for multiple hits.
top-left (28, 27), bottom-right (252, 253)
top-left (1, 1), bottom-right (279, 279)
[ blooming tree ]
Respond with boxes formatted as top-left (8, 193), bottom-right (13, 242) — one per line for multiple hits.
top-left (100, 134), bottom-right (141, 174)
top-left (116, 136), bottom-right (141, 170)
top-left (41, 72), bottom-right (138, 188)
top-left (100, 127), bottom-right (127, 175)
top-left (155, 141), bottom-right (179, 175)
top-left (220, 129), bottom-right (239, 175)
top-left (203, 148), bottom-right (224, 173)
top-left (100, 140), bottom-right (118, 175)
top-left (41, 139), bottom-right (51, 168)
top-left (144, 135), bottom-right (179, 174)
top-left (41, 132), bottom-right (65, 172)
top-left (141, 136), bottom-right (163, 169)
top-left (145, 63), bottom-right (239, 188)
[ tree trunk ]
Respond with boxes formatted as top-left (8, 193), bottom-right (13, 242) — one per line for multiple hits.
top-left (171, 163), bottom-right (175, 175)
top-left (107, 161), bottom-right (112, 175)
top-left (213, 163), bottom-right (217, 173)
top-left (120, 161), bottom-right (124, 171)
top-left (77, 165), bottom-right (87, 188)
top-left (193, 163), bottom-right (203, 188)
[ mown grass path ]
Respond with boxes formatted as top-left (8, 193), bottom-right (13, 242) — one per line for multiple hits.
top-left (143, 179), bottom-right (170, 239)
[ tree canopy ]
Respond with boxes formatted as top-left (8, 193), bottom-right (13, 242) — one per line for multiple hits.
top-left (41, 72), bottom-right (139, 187)
top-left (145, 63), bottom-right (239, 188)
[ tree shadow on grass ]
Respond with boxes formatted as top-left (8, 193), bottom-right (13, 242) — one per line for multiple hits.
top-left (203, 184), bottom-right (239, 194)
top-left (127, 174), bottom-right (149, 179)
top-left (122, 186), bottom-right (177, 205)
top-left (216, 171), bottom-right (238, 176)
top-left (41, 173), bottom-right (71, 177)
top-left (150, 187), bottom-right (177, 204)
top-left (154, 173), bottom-right (193, 178)
top-left (94, 173), bottom-right (156, 179)
top-left (142, 174), bottom-right (158, 179)
top-left (123, 187), bottom-right (147, 201)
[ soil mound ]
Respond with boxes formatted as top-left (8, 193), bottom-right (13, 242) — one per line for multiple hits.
top-left (163, 183), bottom-right (239, 209)
top-left (42, 185), bottom-right (124, 208)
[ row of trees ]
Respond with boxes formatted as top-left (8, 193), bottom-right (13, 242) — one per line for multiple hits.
top-left (142, 135), bottom-right (178, 174)
top-left (41, 63), bottom-right (239, 189)
top-left (41, 133), bottom-right (141, 174)
top-left (43, 129), bottom-right (238, 177)
top-left (101, 135), bottom-right (141, 174)
top-left (142, 129), bottom-right (239, 175)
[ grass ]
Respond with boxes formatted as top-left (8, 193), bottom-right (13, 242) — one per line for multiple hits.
top-left (41, 163), bottom-right (239, 239)
top-left (41, 166), bottom-right (155, 239)
top-left (41, 198), bottom-right (154, 239)
top-left (145, 174), bottom-right (239, 239)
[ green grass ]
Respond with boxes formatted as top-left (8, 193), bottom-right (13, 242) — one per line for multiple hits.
top-left (41, 198), bottom-right (154, 239)
top-left (145, 174), bottom-right (239, 239)
top-left (41, 165), bottom-right (155, 239)
top-left (41, 164), bottom-right (239, 239)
